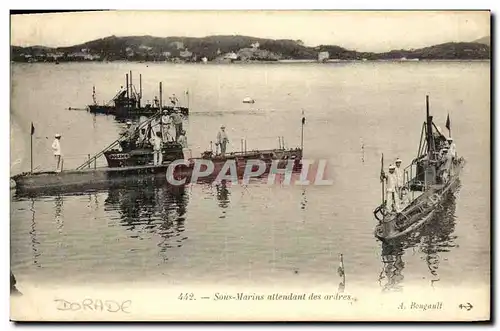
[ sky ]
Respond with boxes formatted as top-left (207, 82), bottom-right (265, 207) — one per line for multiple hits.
top-left (10, 10), bottom-right (490, 52)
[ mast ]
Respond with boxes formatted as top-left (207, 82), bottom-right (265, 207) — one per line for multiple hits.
top-left (159, 82), bottom-right (163, 140)
top-left (426, 95), bottom-right (434, 160)
top-left (130, 71), bottom-right (133, 92)
top-left (139, 74), bottom-right (142, 108)
top-left (381, 153), bottom-right (384, 205)
top-left (301, 110), bottom-right (305, 151)
top-left (129, 71), bottom-right (133, 106)
top-left (159, 82), bottom-right (163, 111)
top-left (126, 73), bottom-right (129, 106)
top-left (30, 122), bottom-right (33, 174)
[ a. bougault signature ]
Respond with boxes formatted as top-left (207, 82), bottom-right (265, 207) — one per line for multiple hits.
top-left (54, 299), bottom-right (131, 313)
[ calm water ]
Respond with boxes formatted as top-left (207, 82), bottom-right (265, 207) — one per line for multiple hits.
top-left (10, 61), bottom-right (490, 291)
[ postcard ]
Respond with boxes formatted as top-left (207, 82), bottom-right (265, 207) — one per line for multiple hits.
top-left (10, 10), bottom-right (491, 322)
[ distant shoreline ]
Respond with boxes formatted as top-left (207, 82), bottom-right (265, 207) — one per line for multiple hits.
top-left (10, 59), bottom-right (491, 65)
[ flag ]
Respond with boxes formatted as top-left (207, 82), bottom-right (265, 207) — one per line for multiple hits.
top-left (445, 113), bottom-right (451, 131)
top-left (301, 109), bottom-right (306, 125)
top-left (30, 122), bottom-right (35, 135)
top-left (185, 90), bottom-right (189, 95)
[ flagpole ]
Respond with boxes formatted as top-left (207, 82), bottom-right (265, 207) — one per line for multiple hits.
top-left (446, 112), bottom-right (451, 138)
top-left (30, 122), bottom-right (33, 174)
top-left (449, 116), bottom-right (451, 138)
top-left (381, 153), bottom-right (384, 205)
top-left (301, 109), bottom-right (305, 152)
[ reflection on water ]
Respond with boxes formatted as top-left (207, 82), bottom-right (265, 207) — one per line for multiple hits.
top-left (104, 181), bottom-right (189, 260)
top-left (215, 181), bottom-right (230, 209)
top-left (29, 199), bottom-right (40, 267)
top-left (379, 183), bottom-right (460, 291)
top-left (300, 188), bottom-right (307, 210)
top-left (54, 195), bottom-right (64, 234)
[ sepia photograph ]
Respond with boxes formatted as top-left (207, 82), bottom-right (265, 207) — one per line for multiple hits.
top-left (9, 9), bottom-right (491, 322)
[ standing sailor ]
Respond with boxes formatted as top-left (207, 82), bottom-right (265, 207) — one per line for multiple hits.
top-left (170, 93), bottom-right (179, 106)
top-left (177, 130), bottom-right (188, 148)
top-left (384, 164), bottom-right (399, 212)
top-left (164, 122), bottom-right (176, 142)
top-left (170, 110), bottom-right (183, 141)
top-left (161, 110), bottom-right (171, 142)
top-left (122, 121), bottom-right (136, 137)
top-left (51, 134), bottom-right (62, 172)
top-left (447, 137), bottom-right (457, 159)
top-left (216, 125), bottom-right (229, 157)
top-left (150, 132), bottom-right (163, 165)
top-left (120, 121), bottom-right (137, 150)
top-left (177, 130), bottom-right (190, 161)
top-left (394, 158), bottom-right (404, 198)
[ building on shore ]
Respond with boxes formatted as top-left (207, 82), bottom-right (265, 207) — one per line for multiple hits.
top-left (318, 51), bottom-right (330, 62)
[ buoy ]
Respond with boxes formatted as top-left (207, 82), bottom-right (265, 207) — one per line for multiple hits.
top-left (242, 97), bottom-right (255, 104)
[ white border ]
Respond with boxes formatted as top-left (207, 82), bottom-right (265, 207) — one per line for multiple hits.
top-left (3, 1), bottom-right (497, 330)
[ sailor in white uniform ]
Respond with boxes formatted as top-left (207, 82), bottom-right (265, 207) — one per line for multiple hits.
top-left (216, 125), bottom-right (229, 157)
top-left (51, 134), bottom-right (62, 172)
top-left (150, 132), bottom-right (163, 165)
top-left (394, 158), bottom-right (404, 198)
top-left (385, 164), bottom-right (400, 212)
top-left (447, 137), bottom-right (457, 159)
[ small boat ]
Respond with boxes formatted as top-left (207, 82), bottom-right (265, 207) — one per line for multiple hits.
top-left (242, 97), bottom-right (255, 104)
top-left (373, 96), bottom-right (465, 241)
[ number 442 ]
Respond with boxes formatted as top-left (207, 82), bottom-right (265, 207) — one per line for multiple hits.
top-left (178, 293), bottom-right (195, 300)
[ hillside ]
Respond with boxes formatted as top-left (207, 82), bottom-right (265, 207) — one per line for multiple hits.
top-left (473, 36), bottom-right (490, 46)
top-left (10, 35), bottom-right (491, 62)
top-left (377, 42), bottom-right (490, 60)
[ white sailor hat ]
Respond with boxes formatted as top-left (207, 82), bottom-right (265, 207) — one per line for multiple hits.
top-left (447, 137), bottom-right (453, 141)
top-left (395, 158), bottom-right (402, 163)
top-left (55, 133), bottom-right (61, 138)
top-left (389, 164), bottom-right (396, 170)
top-left (126, 121), bottom-right (132, 125)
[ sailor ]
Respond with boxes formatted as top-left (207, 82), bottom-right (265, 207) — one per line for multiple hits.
top-left (138, 128), bottom-right (147, 147)
top-left (170, 93), bottom-right (179, 106)
top-left (154, 96), bottom-right (160, 107)
top-left (51, 134), bottom-right (62, 172)
top-left (394, 158), bottom-right (404, 198)
top-left (384, 164), bottom-right (399, 212)
top-left (216, 125), bottom-right (229, 157)
top-left (170, 109), bottom-right (183, 141)
top-left (159, 110), bottom-right (171, 142)
top-left (438, 137), bottom-right (456, 183)
top-left (122, 121), bottom-right (136, 137)
top-left (161, 110), bottom-right (170, 125)
top-left (447, 137), bottom-right (457, 159)
top-left (177, 130), bottom-right (188, 148)
top-left (150, 131), bottom-right (163, 165)
top-left (163, 122), bottom-right (175, 142)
